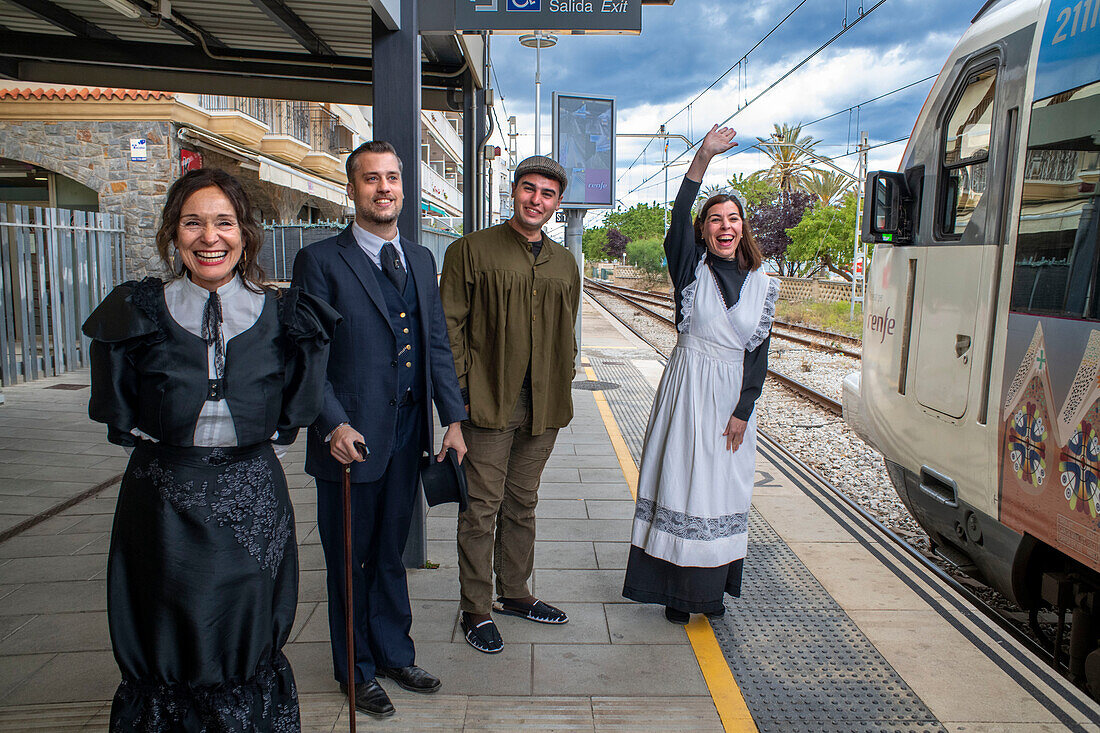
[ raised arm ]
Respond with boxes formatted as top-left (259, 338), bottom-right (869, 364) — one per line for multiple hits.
top-left (666, 125), bottom-right (739, 296)
top-left (685, 124), bottom-right (737, 184)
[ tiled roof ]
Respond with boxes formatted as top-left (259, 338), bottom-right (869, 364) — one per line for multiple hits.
top-left (0, 87), bottom-right (173, 101)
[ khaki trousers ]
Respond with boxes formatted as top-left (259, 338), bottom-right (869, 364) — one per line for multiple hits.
top-left (457, 387), bottom-right (559, 614)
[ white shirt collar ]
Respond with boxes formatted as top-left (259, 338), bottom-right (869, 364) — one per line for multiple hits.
top-left (179, 272), bottom-right (244, 301)
top-left (352, 222), bottom-right (405, 270)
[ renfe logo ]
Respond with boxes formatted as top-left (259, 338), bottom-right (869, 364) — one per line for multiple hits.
top-left (868, 307), bottom-right (895, 344)
top-left (507, 0), bottom-right (540, 9)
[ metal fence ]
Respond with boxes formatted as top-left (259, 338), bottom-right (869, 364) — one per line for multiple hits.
top-left (261, 222), bottom-right (460, 282)
top-left (261, 221), bottom-right (344, 282)
top-left (0, 206), bottom-right (126, 386)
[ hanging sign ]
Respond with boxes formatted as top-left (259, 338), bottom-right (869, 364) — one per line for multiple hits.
top-left (553, 93), bottom-right (615, 209)
top-left (454, 0), bottom-right (641, 32)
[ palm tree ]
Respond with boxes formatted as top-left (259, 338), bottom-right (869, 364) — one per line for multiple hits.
top-left (756, 123), bottom-right (819, 192)
top-left (804, 169), bottom-right (855, 206)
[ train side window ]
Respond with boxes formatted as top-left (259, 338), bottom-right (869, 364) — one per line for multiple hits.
top-left (940, 66), bottom-right (997, 238)
top-left (1009, 78), bottom-right (1100, 318)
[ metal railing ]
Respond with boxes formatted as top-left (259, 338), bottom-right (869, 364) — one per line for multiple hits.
top-left (0, 206), bottom-right (126, 386)
top-left (261, 221), bottom-right (461, 282)
top-left (310, 106), bottom-right (352, 157)
top-left (269, 100), bottom-right (310, 143)
top-left (197, 95), bottom-right (270, 124)
top-left (261, 221), bottom-right (344, 282)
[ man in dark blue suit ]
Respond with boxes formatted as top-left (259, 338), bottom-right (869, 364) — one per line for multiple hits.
top-left (291, 140), bottom-right (466, 719)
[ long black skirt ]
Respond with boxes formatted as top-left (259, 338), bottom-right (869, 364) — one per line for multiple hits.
top-left (622, 545), bottom-right (743, 615)
top-left (107, 441), bottom-right (300, 732)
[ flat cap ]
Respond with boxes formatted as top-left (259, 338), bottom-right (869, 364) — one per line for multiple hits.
top-left (513, 155), bottom-right (568, 193)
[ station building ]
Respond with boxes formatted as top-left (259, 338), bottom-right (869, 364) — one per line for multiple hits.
top-left (0, 85), bottom-right (483, 279)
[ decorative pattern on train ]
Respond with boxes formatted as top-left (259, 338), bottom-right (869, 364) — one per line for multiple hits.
top-left (1002, 323), bottom-right (1100, 566)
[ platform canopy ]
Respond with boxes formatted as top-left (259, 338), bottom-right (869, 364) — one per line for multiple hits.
top-left (0, 0), bottom-right (485, 109)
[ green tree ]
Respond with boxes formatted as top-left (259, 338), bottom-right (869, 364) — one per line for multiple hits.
top-left (582, 226), bottom-right (609, 261)
top-left (625, 237), bottom-right (666, 275)
top-left (694, 172), bottom-right (776, 218)
top-left (756, 123), bottom-right (819, 192)
top-left (804, 169), bottom-right (855, 207)
top-left (603, 203), bottom-right (666, 243)
top-left (727, 172), bottom-right (777, 212)
top-left (786, 193), bottom-right (859, 280)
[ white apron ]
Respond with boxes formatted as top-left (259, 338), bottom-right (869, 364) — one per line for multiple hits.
top-left (630, 257), bottom-right (778, 567)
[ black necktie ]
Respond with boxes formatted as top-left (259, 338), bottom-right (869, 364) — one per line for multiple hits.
top-left (200, 290), bottom-right (225, 379)
top-left (380, 242), bottom-right (407, 292)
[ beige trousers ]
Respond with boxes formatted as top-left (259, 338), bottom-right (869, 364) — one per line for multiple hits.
top-left (457, 387), bottom-right (559, 614)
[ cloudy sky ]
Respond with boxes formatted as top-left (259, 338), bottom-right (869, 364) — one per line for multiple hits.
top-left (485, 0), bottom-right (983, 219)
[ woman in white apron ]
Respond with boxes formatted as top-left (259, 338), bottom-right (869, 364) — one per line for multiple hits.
top-left (623, 125), bottom-right (779, 624)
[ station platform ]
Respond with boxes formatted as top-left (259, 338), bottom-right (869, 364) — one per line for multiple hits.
top-left (0, 295), bottom-right (1097, 731)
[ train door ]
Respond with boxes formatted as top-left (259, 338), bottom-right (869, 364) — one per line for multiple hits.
top-left (912, 63), bottom-right (999, 419)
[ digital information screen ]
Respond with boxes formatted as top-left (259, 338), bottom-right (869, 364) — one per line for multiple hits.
top-left (552, 93), bottom-right (615, 209)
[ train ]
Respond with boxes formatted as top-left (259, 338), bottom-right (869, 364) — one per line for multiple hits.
top-left (843, 0), bottom-right (1100, 692)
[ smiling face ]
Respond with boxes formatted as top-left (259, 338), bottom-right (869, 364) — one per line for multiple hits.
top-left (175, 185), bottom-right (243, 291)
top-left (701, 200), bottom-right (744, 260)
top-left (510, 173), bottom-right (563, 238)
top-left (347, 151), bottom-right (404, 234)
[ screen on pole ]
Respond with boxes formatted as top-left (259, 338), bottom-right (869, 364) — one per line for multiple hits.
top-left (553, 93), bottom-right (615, 209)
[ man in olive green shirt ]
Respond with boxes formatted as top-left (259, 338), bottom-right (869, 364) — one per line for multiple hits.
top-left (440, 156), bottom-right (581, 654)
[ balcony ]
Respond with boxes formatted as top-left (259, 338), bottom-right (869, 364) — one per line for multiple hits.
top-left (196, 95), bottom-right (269, 147)
top-left (421, 161), bottom-right (461, 217)
top-left (260, 101), bottom-right (311, 164)
top-left (422, 110), bottom-right (463, 162)
top-left (301, 106), bottom-right (352, 181)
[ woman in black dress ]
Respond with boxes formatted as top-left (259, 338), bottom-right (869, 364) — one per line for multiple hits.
top-left (83, 168), bottom-right (339, 731)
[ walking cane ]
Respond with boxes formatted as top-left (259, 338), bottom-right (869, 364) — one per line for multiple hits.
top-left (342, 460), bottom-right (356, 733)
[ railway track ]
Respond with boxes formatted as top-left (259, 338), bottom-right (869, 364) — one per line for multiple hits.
top-left (585, 279), bottom-right (862, 360)
top-left (584, 282), bottom-right (1085, 699)
top-left (584, 280), bottom-right (844, 415)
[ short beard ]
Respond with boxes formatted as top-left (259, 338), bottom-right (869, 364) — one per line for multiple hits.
top-left (359, 202), bottom-right (402, 225)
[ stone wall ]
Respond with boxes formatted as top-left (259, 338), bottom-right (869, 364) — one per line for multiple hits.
top-left (0, 119), bottom-right (178, 278)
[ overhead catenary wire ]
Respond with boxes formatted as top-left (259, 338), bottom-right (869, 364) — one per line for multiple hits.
top-left (616, 0), bottom-right (812, 185)
top-left (619, 71), bottom-right (933, 200)
top-left (625, 0), bottom-right (890, 198)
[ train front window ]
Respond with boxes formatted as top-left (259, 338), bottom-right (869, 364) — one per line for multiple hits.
top-left (1010, 79), bottom-right (1100, 318)
top-left (940, 67), bottom-right (997, 237)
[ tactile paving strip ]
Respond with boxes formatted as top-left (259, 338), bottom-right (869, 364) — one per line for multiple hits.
top-left (588, 351), bottom-right (945, 732)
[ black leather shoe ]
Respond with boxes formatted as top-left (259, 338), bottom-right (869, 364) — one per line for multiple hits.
top-left (338, 679), bottom-right (395, 718)
top-left (377, 665), bottom-right (441, 694)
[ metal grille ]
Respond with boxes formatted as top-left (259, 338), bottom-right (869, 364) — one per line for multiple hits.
top-left (0, 206), bottom-right (126, 386)
top-left (571, 379), bottom-right (620, 391)
top-left (587, 351), bottom-right (944, 732)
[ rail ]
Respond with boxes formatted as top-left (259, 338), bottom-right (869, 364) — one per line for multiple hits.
top-left (585, 278), bottom-right (862, 363)
top-left (584, 279), bottom-right (843, 415)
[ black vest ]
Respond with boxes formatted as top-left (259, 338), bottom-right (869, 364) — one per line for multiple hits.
top-left (369, 257), bottom-right (424, 404)
top-left (133, 290), bottom-right (287, 446)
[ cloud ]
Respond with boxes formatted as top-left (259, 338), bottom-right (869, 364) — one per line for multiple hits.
top-left (487, 0), bottom-right (983, 211)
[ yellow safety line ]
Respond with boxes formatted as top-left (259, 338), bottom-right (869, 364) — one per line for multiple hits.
top-left (586, 366), bottom-right (638, 501)
top-left (584, 366), bottom-right (758, 733)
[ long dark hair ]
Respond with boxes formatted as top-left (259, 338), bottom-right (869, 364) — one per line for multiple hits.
top-left (693, 193), bottom-right (763, 271)
top-left (155, 168), bottom-right (268, 292)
